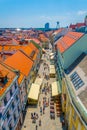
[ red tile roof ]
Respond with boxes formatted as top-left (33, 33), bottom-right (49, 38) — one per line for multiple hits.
top-left (76, 23), bottom-right (85, 28)
top-left (69, 24), bottom-right (77, 29)
top-left (69, 23), bottom-right (85, 29)
top-left (4, 50), bottom-right (33, 76)
top-left (56, 32), bottom-right (84, 53)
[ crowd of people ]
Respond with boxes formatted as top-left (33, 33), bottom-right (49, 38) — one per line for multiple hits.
top-left (30, 51), bottom-right (54, 130)
top-left (32, 52), bottom-right (51, 130)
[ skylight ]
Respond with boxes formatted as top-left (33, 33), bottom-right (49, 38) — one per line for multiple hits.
top-left (70, 71), bottom-right (84, 90)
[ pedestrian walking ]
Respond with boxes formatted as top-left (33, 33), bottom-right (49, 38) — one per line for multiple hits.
top-left (48, 98), bottom-right (49, 106)
top-left (39, 119), bottom-right (41, 126)
top-left (36, 125), bottom-right (38, 130)
top-left (39, 101), bottom-right (41, 106)
top-left (43, 106), bottom-right (45, 114)
top-left (31, 113), bottom-right (33, 119)
top-left (40, 107), bottom-right (42, 115)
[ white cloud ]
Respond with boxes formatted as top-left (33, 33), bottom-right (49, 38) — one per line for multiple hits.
top-left (77, 10), bottom-right (87, 15)
top-left (40, 15), bottom-right (52, 20)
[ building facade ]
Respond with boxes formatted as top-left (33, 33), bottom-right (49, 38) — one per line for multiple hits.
top-left (0, 64), bottom-right (21, 130)
top-left (54, 31), bottom-right (87, 130)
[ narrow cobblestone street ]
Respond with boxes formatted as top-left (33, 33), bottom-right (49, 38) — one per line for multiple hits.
top-left (22, 46), bottom-right (66, 130)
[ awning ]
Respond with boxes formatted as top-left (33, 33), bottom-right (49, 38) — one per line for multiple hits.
top-left (50, 68), bottom-right (56, 74)
top-left (52, 81), bottom-right (61, 97)
top-left (50, 65), bottom-right (56, 74)
top-left (35, 78), bottom-right (43, 86)
top-left (50, 53), bottom-right (54, 56)
top-left (28, 83), bottom-right (40, 100)
top-left (42, 48), bottom-right (46, 53)
top-left (50, 55), bottom-right (55, 60)
top-left (50, 65), bottom-right (55, 69)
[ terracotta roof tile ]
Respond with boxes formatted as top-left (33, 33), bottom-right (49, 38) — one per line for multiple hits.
top-left (21, 46), bottom-right (32, 56)
top-left (57, 32), bottom-right (84, 53)
top-left (4, 50), bottom-right (33, 76)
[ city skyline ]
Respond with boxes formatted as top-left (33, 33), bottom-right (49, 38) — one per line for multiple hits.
top-left (0, 0), bottom-right (87, 28)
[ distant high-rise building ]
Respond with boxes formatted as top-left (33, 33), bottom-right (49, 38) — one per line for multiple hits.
top-left (56, 21), bottom-right (60, 29)
top-left (45, 23), bottom-right (49, 31)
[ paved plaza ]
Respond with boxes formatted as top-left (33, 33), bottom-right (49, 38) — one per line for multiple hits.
top-left (22, 46), bottom-right (66, 130)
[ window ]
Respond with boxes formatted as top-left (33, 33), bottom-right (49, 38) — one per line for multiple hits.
top-left (70, 72), bottom-right (84, 90)
top-left (12, 102), bottom-right (15, 110)
top-left (9, 123), bottom-right (12, 130)
top-left (0, 113), bottom-right (2, 119)
top-left (16, 95), bottom-right (18, 101)
top-left (4, 96), bottom-right (7, 106)
top-left (13, 114), bottom-right (16, 122)
top-left (7, 111), bottom-right (10, 120)
top-left (10, 89), bottom-right (13, 97)
top-left (2, 127), bottom-right (6, 130)
top-left (18, 106), bottom-right (20, 113)
top-left (73, 111), bottom-right (76, 121)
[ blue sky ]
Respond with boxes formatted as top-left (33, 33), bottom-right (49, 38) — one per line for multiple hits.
top-left (0, 0), bottom-right (87, 28)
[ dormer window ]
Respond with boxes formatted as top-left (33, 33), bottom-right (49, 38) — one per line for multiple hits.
top-left (30, 50), bottom-right (35, 59)
top-left (0, 76), bottom-right (8, 85)
top-left (0, 70), bottom-right (8, 85)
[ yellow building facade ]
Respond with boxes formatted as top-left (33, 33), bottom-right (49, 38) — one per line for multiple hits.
top-left (61, 78), bottom-right (87, 130)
